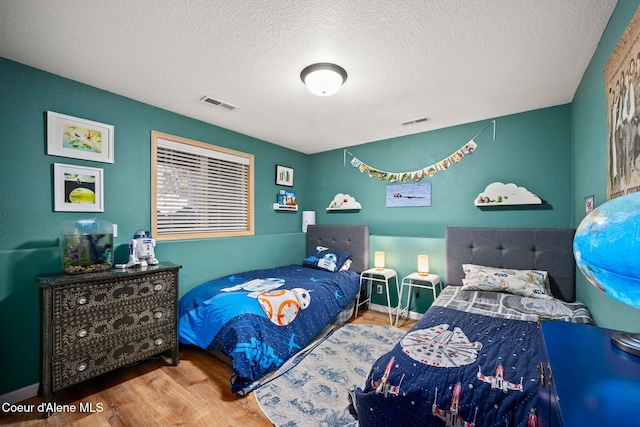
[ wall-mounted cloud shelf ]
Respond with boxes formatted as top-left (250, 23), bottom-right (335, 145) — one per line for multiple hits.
top-left (326, 193), bottom-right (361, 212)
top-left (474, 182), bottom-right (542, 206)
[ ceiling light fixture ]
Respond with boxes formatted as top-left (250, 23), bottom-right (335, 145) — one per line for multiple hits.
top-left (300, 63), bottom-right (347, 96)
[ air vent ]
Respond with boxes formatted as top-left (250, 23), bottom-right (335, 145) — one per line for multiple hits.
top-left (401, 117), bottom-right (430, 126)
top-left (200, 96), bottom-right (238, 112)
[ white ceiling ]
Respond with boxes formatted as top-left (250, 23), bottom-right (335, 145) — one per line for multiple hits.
top-left (0, 1), bottom-right (617, 154)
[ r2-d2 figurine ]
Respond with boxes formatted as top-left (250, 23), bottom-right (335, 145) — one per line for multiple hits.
top-left (126, 230), bottom-right (159, 268)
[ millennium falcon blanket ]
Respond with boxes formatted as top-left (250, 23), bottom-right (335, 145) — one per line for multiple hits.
top-left (352, 288), bottom-right (593, 427)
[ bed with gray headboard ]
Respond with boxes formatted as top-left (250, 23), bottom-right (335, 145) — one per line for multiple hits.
top-left (353, 227), bottom-right (593, 427)
top-left (306, 224), bottom-right (369, 273)
top-left (178, 224), bottom-right (369, 396)
top-left (445, 227), bottom-right (577, 302)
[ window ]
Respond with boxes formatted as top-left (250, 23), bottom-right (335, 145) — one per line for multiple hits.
top-left (151, 131), bottom-right (254, 240)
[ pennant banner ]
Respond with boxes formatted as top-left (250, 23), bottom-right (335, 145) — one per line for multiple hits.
top-left (345, 120), bottom-right (495, 182)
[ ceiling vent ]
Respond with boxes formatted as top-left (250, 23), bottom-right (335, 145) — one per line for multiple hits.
top-left (401, 117), bottom-right (430, 126)
top-left (200, 96), bottom-right (238, 111)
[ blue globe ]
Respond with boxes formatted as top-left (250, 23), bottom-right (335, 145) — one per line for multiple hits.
top-left (574, 192), bottom-right (640, 309)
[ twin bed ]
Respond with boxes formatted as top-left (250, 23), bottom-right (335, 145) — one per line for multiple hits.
top-left (353, 227), bottom-right (593, 427)
top-left (178, 225), bottom-right (593, 427)
top-left (178, 224), bottom-right (369, 396)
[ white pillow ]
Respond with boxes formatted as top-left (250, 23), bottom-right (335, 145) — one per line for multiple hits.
top-left (339, 258), bottom-right (352, 271)
top-left (461, 264), bottom-right (553, 299)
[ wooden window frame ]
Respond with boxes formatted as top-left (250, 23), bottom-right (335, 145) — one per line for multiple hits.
top-left (151, 131), bottom-right (254, 240)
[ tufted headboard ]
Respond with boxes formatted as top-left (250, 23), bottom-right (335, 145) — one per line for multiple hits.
top-left (306, 225), bottom-right (370, 273)
top-left (445, 227), bottom-right (576, 302)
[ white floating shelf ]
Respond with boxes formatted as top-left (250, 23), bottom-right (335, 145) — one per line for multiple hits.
top-left (326, 193), bottom-right (362, 211)
top-left (475, 182), bottom-right (542, 206)
top-left (273, 203), bottom-right (298, 211)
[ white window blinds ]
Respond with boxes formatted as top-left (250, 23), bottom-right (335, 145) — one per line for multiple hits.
top-left (152, 131), bottom-right (254, 240)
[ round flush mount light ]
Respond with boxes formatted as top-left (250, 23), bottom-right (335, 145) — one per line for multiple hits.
top-left (300, 63), bottom-right (348, 96)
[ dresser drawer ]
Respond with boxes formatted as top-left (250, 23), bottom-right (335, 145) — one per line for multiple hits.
top-left (53, 299), bottom-right (175, 357)
top-left (52, 270), bottom-right (177, 319)
top-left (52, 325), bottom-right (176, 391)
top-left (539, 321), bottom-right (640, 426)
top-left (38, 262), bottom-right (181, 411)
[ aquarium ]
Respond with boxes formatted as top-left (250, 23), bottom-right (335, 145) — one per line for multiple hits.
top-left (60, 219), bottom-right (113, 274)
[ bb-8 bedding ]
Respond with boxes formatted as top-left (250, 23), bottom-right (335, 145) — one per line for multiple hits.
top-left (178, 258), bottom-right (360, 396)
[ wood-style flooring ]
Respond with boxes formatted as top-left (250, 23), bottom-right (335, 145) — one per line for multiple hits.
top-left (0, 310), bottom-right (416, 426)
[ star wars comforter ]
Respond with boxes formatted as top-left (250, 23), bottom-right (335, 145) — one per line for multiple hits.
top-left (178, 264), bottom-right (360, 395)
top-left (352, 287), bottom-right (594, 427)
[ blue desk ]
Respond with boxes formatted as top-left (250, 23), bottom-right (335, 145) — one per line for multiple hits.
top-left (539, 321), bottom-right (640, 427)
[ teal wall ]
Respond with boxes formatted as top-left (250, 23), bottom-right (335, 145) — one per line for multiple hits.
top-left (308, 106), bottom-right (573, 309)
top-left (571, 0), bottom-right (640, 332)
top-left (3, 0), bottom-right (640, 397)
top-left (0, 57), bottom-right (309, 395)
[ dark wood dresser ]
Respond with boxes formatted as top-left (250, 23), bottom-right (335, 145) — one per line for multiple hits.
top-left (36, 262), bottom-right (181, 416)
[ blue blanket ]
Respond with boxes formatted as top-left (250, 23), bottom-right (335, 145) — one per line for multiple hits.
top-left (354, 306), bottom-right (541, 427)
top-left (178, 264), bottom-right (360, 394)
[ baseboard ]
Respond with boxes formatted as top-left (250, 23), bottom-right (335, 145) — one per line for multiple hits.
top-left (0, 383), bottom-right (39, 405)
top-left (368, 303), bottom-right (423, 321)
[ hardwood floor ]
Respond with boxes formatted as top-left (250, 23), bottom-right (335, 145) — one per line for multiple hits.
top-left (1, 310), bottom-right (415, 426)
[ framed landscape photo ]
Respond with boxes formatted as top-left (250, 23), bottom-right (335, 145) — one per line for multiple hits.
top-left (47, 111), bottom-right (114, 163)
top-left (385, 182), bottom-right (432, 207)
top-left (275, 165), bottom-right (294, 187)
top-left (54, 163), bottom-right (104, 212)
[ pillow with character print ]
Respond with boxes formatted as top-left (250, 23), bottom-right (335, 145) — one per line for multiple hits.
top-left (302, 246), bottom-right (352, 272)
top-left (460, 264), bottom-right (553, 299)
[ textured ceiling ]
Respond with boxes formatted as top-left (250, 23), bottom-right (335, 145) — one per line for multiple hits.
top-left (0, 1), bottom-right (617, 154)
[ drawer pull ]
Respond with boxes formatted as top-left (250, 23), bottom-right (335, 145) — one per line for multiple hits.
top-left (537, 362), bottom-right (546, 387)
top-left (77, 329), bottom-right (88, 338)
top-left (77, 363), bottom-right (87, 372)
top-left (154, 311), bottom-right (163, 319)
top-left (77, 296), bottom-right (88, 305)
top-left (154, 338), bottom-right (164, 346)
top-left (153, 283), bottom-right (163, 291)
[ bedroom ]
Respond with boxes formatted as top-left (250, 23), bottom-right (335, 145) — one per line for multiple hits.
top-left (1, 0), bottom-right (640, 425)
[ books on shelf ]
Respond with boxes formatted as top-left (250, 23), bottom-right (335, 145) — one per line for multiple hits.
top-left (277, 190), bottom-right (297, 208)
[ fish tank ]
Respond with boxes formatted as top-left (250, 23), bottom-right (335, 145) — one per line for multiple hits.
top-left (60, 219), bottom-right (113, 274)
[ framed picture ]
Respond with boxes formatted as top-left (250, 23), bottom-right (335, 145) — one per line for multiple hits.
top-left (54, 163), bottom-right (104, 212)
top-left (585, 195), bottom-right (594, 214)
top-left (604, 6), bottom-right (640, 199)
top-left (275, 165), bottom-right (294, 187)
top-left (385, 182), bottom-right (432, 207)
top-left (47, 111), bottom-right (114, 163)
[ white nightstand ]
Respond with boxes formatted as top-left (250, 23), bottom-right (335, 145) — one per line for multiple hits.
top-left (396, 272), bottom-right (442, 326)
top-left (354, 268), bottom-right (399, 326)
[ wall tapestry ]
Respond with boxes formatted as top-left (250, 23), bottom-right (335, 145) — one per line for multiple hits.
top-left (345, 121), bottom-right (495, 182)
top-left (604, 6), bottom-right (640, 199)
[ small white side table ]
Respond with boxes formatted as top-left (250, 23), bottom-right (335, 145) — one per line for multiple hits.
top-left (354, 268), bottom-right (399, 326)
top-left (396, 272), bottom-right (442, 326)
